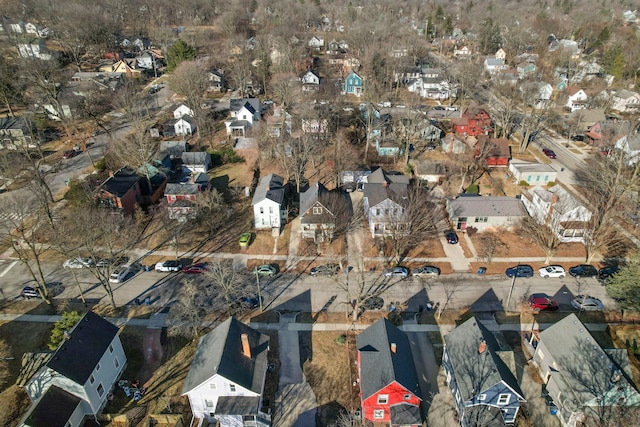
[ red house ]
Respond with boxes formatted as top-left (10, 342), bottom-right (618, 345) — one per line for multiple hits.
top-left (451, 106), bottom-right (493, 137)
top-left (356, 318), bottom-right (422, 426)
top-left (477, 137), bottom-right (511, 167)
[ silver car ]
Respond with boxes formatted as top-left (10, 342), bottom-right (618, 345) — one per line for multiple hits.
top-left (413, 266), bottom-right (440, 278)
top-left (571, 295), bottom-right (604, 311)
top-left (383, 266), bottom-right (410, 279)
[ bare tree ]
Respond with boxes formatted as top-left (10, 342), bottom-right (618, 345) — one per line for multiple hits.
top-left (437, 278), bottom-right (462, 319)
top-left (476, 232), bottom-right (506, 264)
top-left (518, 217), bottom-right (562, 264)
top-left (168, 60), bottom-right (210, 136)
top-left (518, 85), bottom-right (550, 153)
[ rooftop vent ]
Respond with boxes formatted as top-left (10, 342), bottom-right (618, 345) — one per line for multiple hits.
top-left (478, 339), bottom-right (487, 354)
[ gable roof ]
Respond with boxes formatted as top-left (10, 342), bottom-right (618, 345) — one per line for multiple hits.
top-left (230, 97), bottom-right (260, 113)
top-left (509, 160), bottom-right (556, 174)
top-left (47, 311), bottom-right (119, 384)
top-left (182, 151), bottom-right (210, 166)
top-left (164, 183), bottom-right (200, 195)
top-left (98, 167), bottom-right (141, 198)
top-left (356, 318), bottom-right (421, 400)
top-left (447, 196), bottom-right (525, 218)
top-left (538, 314), bottom-right (640, 407)
top-left (483, 138), bottom-right (511, 158)
top-left (24, 385), bottom-right (82, 427)
top-left (299, 182), bottom-right (329, 216)
top-left (252, 174), bottom-right (286, 205)
top-left (364, 168), bottom-right (409, 207)
top-left (444, 317), bottom-right (524, 401)
top-left (182, 317), bottom-right (270, 394)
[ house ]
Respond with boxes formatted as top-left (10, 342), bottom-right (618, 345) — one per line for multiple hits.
top-left (95, 168), bottom-right (142, 214)
top-left (182, 317), bottom-right (271, 427)
top-left (208, 69), bottom-right (226, 92)
top-left (521, 185), bottom-right (592, 243)
top-left (484, 57), bottom-right (506, 74)
top-left (441, 134), bottom-right (469, 154)
top-left (494, 68), bottom-right (519, 86)
top-left (479, 138), bottom-right (511, 167)
top-left (610, 89), bottom-right (640, 113)
top-left (173, 104), bottom-right (194, 119)
top-left (516, 62), bottom-right (537, 79)
top-left (343, 70), bottom-right (363, 97)
top-left (17, 39), bottom-right (52, 60)
top-left (524, 314), bottom-right (640, 427)
top-left (585, 118), bottom-right (631, 148)
top-left (413, 161), bottom-right (446, 184)
top-left (362, 168), bottom-right (410, 237)
top-left (508, 160), bottom-right (557, 185)
top-left (356, 318), bottom-right (422, 426)
top-left (565, 87), bottom-right (588, 112)
top-left (252, 174), bottom-right (288, 230)
top-left (454, 45), bottom-right (472, 59)
top-left (165, 177), bottom-right (209, 221)
top-left (69, 72), bottom-right (123, 94)
top-left (406, 69), bottom-right (451, 99)
top-left (308, 36), bottom-right (324, 50)
top-left (0, 117), bottom-right (36, 149)
top-left (181, 152), bottom-right (212, 174)
top-left (299, 183), bottom-right (346, 242)
top-left (614, 134), bottom-right (640, 165)
top-left (495, 48), bottom-right (507, 60)
top-left (159, 140), bottom-right (188, 160)
top-left (135, 50), bottom-right (162, 71)
top-left (226, 98), bottom-right (261, 136)
top-left (300, 70), bottom-right (320, 92)
top-left (111, 59), bottom-right (142, 78)
top-left (174, 116), bottom-right (196, 136)
top-left (443, 317), bottom-right (525, 427)
top-left (451, 106), bottom-right (492, 137)
top-left (301, 118), bottom-right (328, 135)
top-left (22, 312), bottom-right (126, 427)
top-left (521, 82), bottom-right (553, 109)
top-left (447, 196), bottom-right (525, 232)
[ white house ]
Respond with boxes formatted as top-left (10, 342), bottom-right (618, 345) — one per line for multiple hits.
top-left (446, 196), bottom-right (526, 232)
top-left (484, 57), bottom-right (506, 74)
top-left (226, 98), bottom-right (261, 136)
top-left (614, 134), bottom-right (640, 165)
top-left (252, 174), bottom-right (287, 230)
top-left (174, 116), bottom-right (196, 136)
top-left (522, 82), bottom-right (553, 109)
top-left (509, 160), bottom-right (557, 185)
top-left (453, 45), bottom-right (471, 59)
top-left (173, 104), bottom-right (194, 119)
top-left (407, 69), bottom-right (451, 99)
top-left (565, 87), bottom-right (588, 112)
top-left (610, 89), bottom-right (640, 113)
top-left (300, 70), bottom-right (320, 92)
top-left (308, 36), bottom-right (324, 50)
top-left (182, 317), bottom-right (271, 427)
top-left (181, 152), bottom-right (212, 174)
top-left (495, 48), bottom-right (507, 60)
top-left (521, 185), bottom-right (592, 243)
top-left (362, 168), bottom-right (410, 237)
top-left (17, 39), bottom-right (52, 60)
top-left (22, 312), bottom-right (126, 427)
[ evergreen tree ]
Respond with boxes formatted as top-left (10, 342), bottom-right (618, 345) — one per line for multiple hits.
top-left (48, 311), bottom-right (82, 351)
top-left (166, 39), bottom-right (197, 72)
top-left (606, 259), bottom-right (640, 313)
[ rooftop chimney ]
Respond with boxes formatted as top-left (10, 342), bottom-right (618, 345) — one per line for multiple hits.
top-left (478, 339), bottom-right (487, 354)
top-left (241, 334), bottom-right (251, 358)
top-left (391, 343), bottom-right (397, 353)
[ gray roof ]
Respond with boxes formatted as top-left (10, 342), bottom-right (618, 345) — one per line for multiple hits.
top-left (509, 160), bottom-right (556, 174)
top-left (389, 403), bottom-right (421, 425)
top-left (182, 317), bottom-right (270, 394)
top-left (47, 312), bottom-right (119, 385)
top-left (252, 173), bottom-right (286, 205)
top-left (364, 168), bottom-right (409, 208)
top-left (356, 318), bottom-right (421, 400)
top-left (230, 97), bottom-right (260, 113)
top-left (181, 152), bottom-right (210, 166)
top-left (414, 160), bottom-right (447, 176)
top-left (25, 385), bottom-right (82, 427)
top-left (164, 183), bottom-right (200, 195)
top-left (159, 140), bottom-right (187, 158)
top-left (0, 116), bottom-right (32, 133)
top-left (215, 396), bottom-right (261, 415)
top-left (539, 314), bottom-right (640, 407)
top-left (444, 317), bottom-right (524, 401)
top-left (447, 196), bottom-right (525, 218)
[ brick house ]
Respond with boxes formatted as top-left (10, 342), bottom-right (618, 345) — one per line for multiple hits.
top-left (451, 106), bottom-right (492, 137)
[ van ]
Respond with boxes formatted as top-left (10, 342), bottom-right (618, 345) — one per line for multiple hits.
top-left (109, 263), bottom-right (140, 284)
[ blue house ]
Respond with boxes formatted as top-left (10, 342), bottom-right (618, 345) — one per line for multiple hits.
top-left (443, 317), bottom-right (525, 426)
top-left (344, 71), bottom-right (363, 97)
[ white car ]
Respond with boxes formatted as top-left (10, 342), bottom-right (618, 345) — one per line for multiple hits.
top-left (63, 257), bottom-right (94, 269)
top-left (155, 260), bottom-right (182, 272)
top-left (538, 265), bottom-right (566, 278)
top-left (109, 264), bottom-right (140, 284)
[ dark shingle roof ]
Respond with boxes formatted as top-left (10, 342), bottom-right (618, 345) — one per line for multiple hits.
top-left (389, 403), bottom-right (422, 425)
top-left (182, 317), bottom-right (270, 394)
top-left (364, 168), bottom-right (409, 208)
top-left (164, 183), bottom-right (200, 195)
top-left (215, 396), bottom-right (261, 415)
top-left (99, 168), bottom-right (141, 198)
top-left (47, 311), bottom-right (119, 385)
top-left (230, 97), bottom-right (260, 113)
top-left (252, 174), bottom-right (286, 205)
top-left (24, 385), bottom-right (82, 427)
top-left (444, 317), bottom-right (523, 401)
top-left (181, 151), bottom-right (210, 166)
top-left (356, 318), bottom-right (421, 400)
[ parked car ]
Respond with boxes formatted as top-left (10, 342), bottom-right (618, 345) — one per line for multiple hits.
top-left (109, 263), bottom-right (140, 284)
top-left (310, 264), bottom-right (340, 276)
top-left (383, 266), bottom-right (410, 278)
top-left (63, 257), bottom-right (94, 269)
top-left (253, 264), bottom-right (277, 277)
top-left (62, 149), bottom-right (78, 159)
top-left (148, 84), bottom-right (161, 94)
top-left (598, 265), bottom-right (620, 282)
top-left (445, 230), bottom-right (458, 244)
top-left (505, 265), bottom-right (534, 278)
top-left (569, 264), bottom-right (598, 278)
top-left (412, 266), bottom-right (440, 278)
top-left (239, 232), bottom-right (252, 248)
top-left (571, 295), bottom-right (604, 311)
top-left (21, 282), bottom-right (63, 299)
top-left (96, 257), bottom-right (129, 268)
top-left (182, 263), bottom-right (211, 274)
top-left (363, 296), bottom-right (384, 310)
top-left (538, 265), bottom-right (566, 278)
top-left (236, 296), bottom-right (263, 310)
top-left (21, 286), bottom-right (40, 299)
top-left (542, 148), bottom-right (557, 159)
top-left (155, 260), bottom-right (183, 272)
top-left (529, 293), bottom-right (559, 311)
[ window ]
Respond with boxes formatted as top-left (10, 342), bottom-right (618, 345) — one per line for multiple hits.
top-left (373, 409), bottom-right (384, 419)
top-left (313, 207), bottom-right (322, 215)
top-left (376, 209), bottom-right (381, 216)
top-left (260, 207), bottom-right (264, 214)
top-left (498, 394), bottom-right (511, 405)
top-left (269, 207), bottom-right (273, 214)
top-left (229, 384), bottom-right (237, 392)
top-left (478, 394), bottom-right (487, 401)
top-left (403, 394), bottom-right (411, 400)
top-left (89, 375), bottom-right (95, 384)
top-left (97, 384), bottom-right (104, 397)
top-left (377, 394), bottom-right (388, 404)
top-left (474, 217), bottom-right (488, 223)
top-left (205, 399), bottom-right (214, 408)
top-left (109, 344), bottom-right (114, 353)
top-left (114, 358), bottom-right (119, 369)
top-left (96, 363), bottom-right (100, 371)
top-left (209, 383), bottom-right (216, 390)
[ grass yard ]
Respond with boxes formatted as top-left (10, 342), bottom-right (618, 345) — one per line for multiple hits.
top-left (299, 332), bottom-right (354, 426)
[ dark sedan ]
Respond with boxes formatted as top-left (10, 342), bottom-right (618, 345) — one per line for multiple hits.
top-left (569, 264), bottom-right (598, 278)
top-left (542, 148), bottom-right (556, 159)
top-left (505, 265), bottom-right (534, 278)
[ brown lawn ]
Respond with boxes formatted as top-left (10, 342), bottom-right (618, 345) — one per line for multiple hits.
top-left (405, 236), bottom-right (446, 258)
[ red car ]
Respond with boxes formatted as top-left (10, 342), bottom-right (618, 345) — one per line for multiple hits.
top-left (62, 150), bottom-right (78, 159)
top-left (529, 293), bottom-right (559, 311)
top-left (182, 263), bottom-right (210, 274)
top-left (542, 148), bottom-right (556, 159)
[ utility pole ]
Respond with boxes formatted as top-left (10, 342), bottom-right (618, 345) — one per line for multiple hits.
top-left (255, 270), bottom-right (263, 312)
top-left (506, 274), bottom-right (517, 310)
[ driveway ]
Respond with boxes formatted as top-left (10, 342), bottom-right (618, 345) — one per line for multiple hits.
top-left (346, 191), bottom-right (365, 272)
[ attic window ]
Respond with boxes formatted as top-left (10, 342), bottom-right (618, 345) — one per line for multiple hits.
top-left (498, 394), bottom-right (510, 405)
top-left (403, 394), bottom-right (411, 400)
top-left (109, 344), bottom-right (114, 353)
top-left (313, 207), bottom-right (322, 215)
top-left (96, 363), bottom-right (101, 372)
top-left (377, 394), bottom-right (388, 404)
top-left (89, 374), bottom-right (95, 384)
top-left (230, 384), bottom-right (237, 393)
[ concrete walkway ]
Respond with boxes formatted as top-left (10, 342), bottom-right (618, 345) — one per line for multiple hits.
top-left (439, 235), bottom-right (471, 271)
top-left (272, 313), bottom-right (317, 427)
top-left (286, 218), bottom-right (301, 269)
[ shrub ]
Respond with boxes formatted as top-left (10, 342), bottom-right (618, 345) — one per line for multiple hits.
top-left (49, 311), bottom-right (82, 351)
top-left (334, 334), bottom-right (346, 345)
top-left (465, 183), bottom-right (480, 194)
top-left (208, 147), bottom-right (244, 166)
top-left (94, 158), bottom-right (106, 172)
top-left (518, 180), bottom-right (530, 187)
top-left (546, 181), bottom-right (556, 187)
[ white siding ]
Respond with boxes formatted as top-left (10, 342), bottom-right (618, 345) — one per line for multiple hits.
top-left (186, 374), bottom-right (259, 419)
top-left (253, 199), bottom-right (284, 229)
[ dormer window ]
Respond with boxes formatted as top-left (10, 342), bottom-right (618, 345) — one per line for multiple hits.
top-left (313, 207), bottom-right (322, 215)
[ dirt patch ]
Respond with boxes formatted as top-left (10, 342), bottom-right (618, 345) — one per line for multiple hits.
top-left (299, 332), bottom-right (354, 426)
top-left (0, 320), bottom-right (52, 391)
top-left (405, 236), bottom-right (447, 258)
top-left (0, 385), bottom-right (30, 427)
